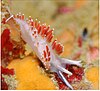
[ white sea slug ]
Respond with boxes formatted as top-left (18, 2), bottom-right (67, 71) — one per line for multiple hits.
top-left (6, 13), bottom-right (82, 90)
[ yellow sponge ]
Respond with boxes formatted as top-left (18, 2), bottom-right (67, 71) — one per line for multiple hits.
top-left (85, 66), bottom-right (99, 89)
top-left (7, 56), bottom-right (56, 90)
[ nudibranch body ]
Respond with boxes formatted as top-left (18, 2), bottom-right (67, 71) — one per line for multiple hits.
top-left (6, 13), bottom-right (82, 90)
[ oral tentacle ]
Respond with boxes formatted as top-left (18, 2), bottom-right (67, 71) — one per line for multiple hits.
top-left (57, 65), bottom-right (72, 76)
top-left (61, 58), bottom-right (82, 67)
top-left (58, 71), bottom-right (73, 90)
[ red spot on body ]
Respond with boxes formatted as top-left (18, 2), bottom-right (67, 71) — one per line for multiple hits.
top-left (46, 45), bottom-right (49, 53)
top-left (34, 31), bottom-right (36, 34)
top-left (48, 51), bottom-right (50, 56)
top-left (48, 57), bottom-right (50, 61)
top-left (43, 50), bottom-right (46, 58)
